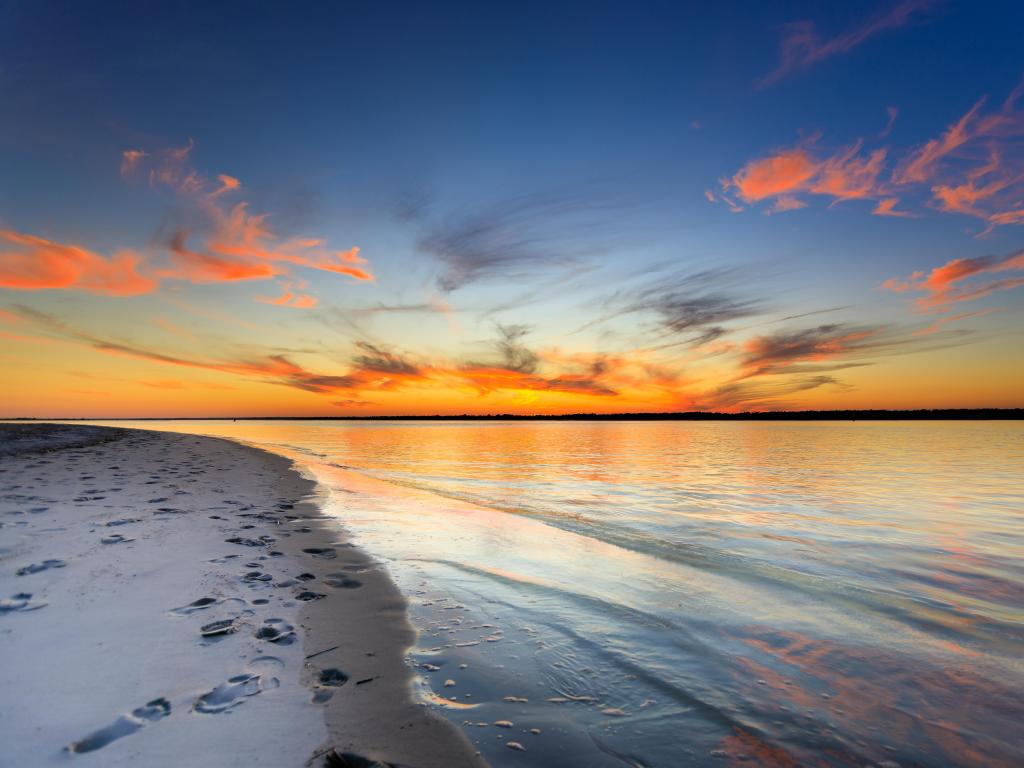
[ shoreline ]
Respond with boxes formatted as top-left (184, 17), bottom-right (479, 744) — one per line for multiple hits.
top-left (0, 424), bottom-right (484, 767)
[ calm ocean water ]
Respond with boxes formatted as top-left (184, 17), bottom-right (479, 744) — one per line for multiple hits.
top-left (93, 420), bottom-right (1024, 767)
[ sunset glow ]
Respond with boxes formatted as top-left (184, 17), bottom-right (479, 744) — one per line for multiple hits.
top-left (2, 3), bottom-right (1023, 417)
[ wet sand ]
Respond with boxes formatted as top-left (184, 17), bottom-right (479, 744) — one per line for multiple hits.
top-left (0, 424), bottom-right (485, 767)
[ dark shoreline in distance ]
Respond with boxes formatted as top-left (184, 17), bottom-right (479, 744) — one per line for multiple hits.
top-left (5, 408), bottom-right (1023, 421)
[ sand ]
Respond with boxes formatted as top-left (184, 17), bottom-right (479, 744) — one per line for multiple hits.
top-left (0, 424), bottom-right (486, 768)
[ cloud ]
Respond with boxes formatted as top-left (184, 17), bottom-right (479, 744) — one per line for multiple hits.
top-left (893, 99), bottom-right (988, 185)
top-left (606, 268), bottom-right (763, 345)
top-left (492, 323), bottom-right (539, 373)
top-left (873, 197), bottom-right (914, 217)
top-left (0, 230), bottom-right (156, 295)
top-left (729, 148), bottom-right (818, 202)
top-left (704, 375), bottom-right (846, 410)
top-left (351, 341), bottom-right (421, 376)
top-left (725, 140), bottom-right (887, 208)
top-left (913, 308), bottom-right (997, 336)
top-left (10, 304), bottom-right (626, 404)
top-left (165, 230), bottom-right (280, 283)
top-left (756, 1), bottom-right (933, 89)
top-left (126, 139), bottom-right (372, 294)
top-left (416, 192), bottom-right (611, 292)
top-left (883, 250), bottom-right (1024, 310)
top-left (740, 324), bottom-right (881, 376)
top-left (201, 201), bottom-right (373, 281)
top-left (2, 142), bottom-right (372, 301)
top-left (120, 149), bottom-right (147, 178)
top-left (256, 288), bottom-right (318, 309)
top-left (719, 81), bottom-right (1024, 228)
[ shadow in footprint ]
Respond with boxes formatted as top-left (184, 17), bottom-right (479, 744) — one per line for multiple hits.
top-left (324, 752), bottom-right (412, 768)
top-left (200, 618), bottom-right (238, 638)
top-left (101, 534), bottom-right (134, 545)
top-left (16, 559), bottom-right (66, 576)
top-left (324, 573), bottom-right (363, 589)
top-left (302, 547), bottom-right (336, 560)
top-left (312, 668), bottom-right (349, 704)
top-left (0, 592), bottom-right (46, 613)
top-left (194, 670), bottom-right (277, 713)
top-left (67, 698), bottom-right (170, 753)
top-left (255, 618), bottom-right (296, 644)
top-left (170, 597), bottom-right (217, 615)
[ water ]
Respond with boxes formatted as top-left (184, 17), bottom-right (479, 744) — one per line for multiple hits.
top-left (90, 420), bottom-right (1024, 767)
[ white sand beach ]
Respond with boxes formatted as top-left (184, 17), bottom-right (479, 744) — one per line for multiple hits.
top-left (0, 424), bottom-right (485, 768)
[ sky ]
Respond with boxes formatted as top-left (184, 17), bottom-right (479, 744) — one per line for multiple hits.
top-left (1, 0), bottom-right (1023, 416)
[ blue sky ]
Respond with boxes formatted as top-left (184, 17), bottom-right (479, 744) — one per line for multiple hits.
top-left (1, 1), bottom-right (1023, 415)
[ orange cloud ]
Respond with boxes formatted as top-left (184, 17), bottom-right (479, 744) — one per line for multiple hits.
top-left (164, 230), bottom-right (280, 283)
top-left (730, 148), bottom-right (818, 202)
top-left (883, 250), bottom-right (1024, 310)
top-left (873, 197), bottom-right (914, 217)
top-left (202, 202), bottom-right (373, 281)
top-left (812, 143), bottom-right (887, 200)
top-left (725, 141), bottom-right (887, 210)
top-left (721, 81), bottom-right (1024, 227)
top-left (0, 230), bottom-right (156, 295)
top-left (257, 285), bottom-right (319, 308)
top-left (913, 308), bottom-right (996, 336)
top-left (123, 140), bottom-right (373, 292)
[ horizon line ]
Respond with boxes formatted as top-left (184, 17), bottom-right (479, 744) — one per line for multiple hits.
top-left (5, 408), bottom-right (1023, 422)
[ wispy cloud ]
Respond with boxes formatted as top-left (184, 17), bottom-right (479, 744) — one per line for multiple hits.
top-left (724, 140), bottom-right (888, 207)
top-left (740, 323), bottom-right (881, 376)
top-left (415, 191), bottom-right (618, 292)
top-left (704, 375), bottom-right (847, 410)
top-left (883, 249), bottom-right (1024, 310)
top-left (133, 141), bottom-right (374, 291)
top-left (717, 80), bottom-right (1024, 229)
top-left (2, 140), bottom-right (372, 303)
top-left (599, 268), bottom-right (764, 346)
top-left (0, 230), bottom-right (156, 295)
top-left (756, 1), bottom-right (933, 89)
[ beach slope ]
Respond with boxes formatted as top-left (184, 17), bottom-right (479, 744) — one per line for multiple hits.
top-left (0, 424), bottom-right (483, 768)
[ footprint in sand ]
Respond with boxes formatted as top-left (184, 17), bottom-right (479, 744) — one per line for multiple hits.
top-left (200, 618), bottom-right (238, 637)
top-left (170, 597), bottom-right (219, 615)
top-left (294, 590), bottom-right (326, 602)
top-left (255, 618), bottom-right (296, 644)
top-left (16, 559), bottom-right (66, 576)
top-left (324, 751), bottom-right (410, 767)
top-left (67, 698), bottom-right (170, 753)
top-left (105, 518), bottom-right (140, 527)
top-left (225, 535), bottom-right (275, 547)
top-left (302, 547), bottom-right (336, 560)
top-left (193, 675), bottom-right (261, 713)
top-left (194, 657), bottom-right (282, 714)
top-left (0, 592), bottom-right (46, 613)
top-left (101, 534), bottom-right (134, 544)
top-left (312, 667), bottom-right (350, 703)
top-left (323, 573), bottom-right (363, 589)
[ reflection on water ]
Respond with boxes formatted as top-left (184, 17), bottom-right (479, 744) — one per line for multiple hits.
top-left (92, 420), bottom-right (1024, 766)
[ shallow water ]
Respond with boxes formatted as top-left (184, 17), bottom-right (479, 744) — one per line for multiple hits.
top-left (90, 420), bottom-right (1024, 767)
